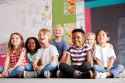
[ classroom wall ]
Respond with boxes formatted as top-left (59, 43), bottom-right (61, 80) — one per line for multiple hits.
top-left (91, 4), bottom-right (125, 65)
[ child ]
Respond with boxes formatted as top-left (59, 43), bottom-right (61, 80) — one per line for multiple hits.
top-left (94, 30), bottom-right (124, 78)
top-left (0, 32), bottom-right (28, 77)
top-left (85, 32), bottom-right (96, 66)
top-left (59, 29), bottom-right (95, 78)
top-left (33, 28), bottom-right (59, 78)
top-left (25, 37), bottom-right (41, 71)
top-left (51, 24), bottom-right (68, 61)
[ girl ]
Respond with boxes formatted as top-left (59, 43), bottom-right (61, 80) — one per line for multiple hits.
top-left (95, 30), bottom-right (124, 78)
top-left (0, 32), bottom-right (28, 77)
top-left (25, 37), bottom-right (41, 71)
top-left (85, 32), bottom-right (96, 66)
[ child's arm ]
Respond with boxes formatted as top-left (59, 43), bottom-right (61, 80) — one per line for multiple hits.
top-left (107, 56), bottom-right (115, 69)
top-left (49, 46), bottom-right (59, 65)
top-left (33, 58), bottom-right (44, 71)
top-left (60, 51), bottom-right (70, 64)
top-left (3, 53), bottom-right (10, 72)
top-left (86, 50), bottom-right (93, 65)
top-left (106, 43), bottom-right (116, 69)
top-left (94, 57), bottom-right (104, 66)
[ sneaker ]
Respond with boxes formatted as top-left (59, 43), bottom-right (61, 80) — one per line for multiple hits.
top-left (44, 71), bottom-right (51, 78)
top-left (24, 71), bottom-right (38, 78)
top-left (95, 72), bottom-right (107, 79)
top-left (73, 70), bottom-right (82, 78)
top-left (89, 70), bottom-right (95, 79)
top-left (56, 70), bottom-right (60, 78)
top-left (90, 68), bottom-right (96, 79)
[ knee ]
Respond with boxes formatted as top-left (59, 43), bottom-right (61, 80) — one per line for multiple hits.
top-left (59, 63), bottom-right (66, 69)
top-left (15, 66), bottom-right (25, 72)
top-left (117, 64), bottom-right (124, 71)
top-left (25, 64), bottom-right (33, 71)
top-left (118, 64), bottom-right (124, 68)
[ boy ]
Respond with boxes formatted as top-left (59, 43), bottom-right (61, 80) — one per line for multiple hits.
top-left (51, 24), bottom-right (68, 61)
top-left (59, 29), bottom-right (95, 78)
top-left (33, 28), bottom-right (59, 78)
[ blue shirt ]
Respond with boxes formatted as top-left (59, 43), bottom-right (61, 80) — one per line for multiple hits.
top-left (51, 40), bottom-right (68, 60)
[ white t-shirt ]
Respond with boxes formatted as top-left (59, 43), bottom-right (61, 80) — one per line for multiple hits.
top-left (36, 44), bottom-right (59, 66)
top-left (95, 44), bottom-right (116, 67)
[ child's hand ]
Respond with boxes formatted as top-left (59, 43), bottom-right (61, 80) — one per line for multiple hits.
top-left (1, 71), bottom-right (9, 77)
top-left (33, 66), bottom-right (40, 71)
top-left (0, 74), bottom-right (3, 78)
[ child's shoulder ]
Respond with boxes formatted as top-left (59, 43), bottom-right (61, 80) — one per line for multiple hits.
top-left (49, 44), bottom-right (58, 50)
top-left (106, 43), bottom-right (113, 48)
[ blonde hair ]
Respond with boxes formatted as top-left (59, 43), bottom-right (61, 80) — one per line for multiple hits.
top-left (86, 32), bottom-right (96, 39)
top-left (38, 28), bottom-right (51, 39)
top-left (53, 24), bottom-right (64, 32)
top-left (85, 32), bottom-right (96, 47)
top-left (53, 24), bottom-right (63, 29)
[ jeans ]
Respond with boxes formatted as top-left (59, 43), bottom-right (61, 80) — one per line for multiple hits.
top-left (43, 64), bottom-right (57, 71)
top-left (25, 63), bottom-right (33, 71)
top-left (10, 66), bottom-right (25, 77)
top-left (59, 63), bottom-right (93, 78)
top-left (94, 65), bottom-right (108, 72)
top-left (9, 64), bottom-right (33, 77)
top-left (111, 64), bottom-right (124, 77)
top-left (38, 64), bottom-right (57, 78)
top-left (94, 64), bottom-right (124, 77)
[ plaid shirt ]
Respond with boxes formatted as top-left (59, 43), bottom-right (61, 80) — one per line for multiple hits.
top-left (9, 48), bottom-right (27, 68)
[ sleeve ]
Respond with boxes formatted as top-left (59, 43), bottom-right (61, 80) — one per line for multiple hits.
top-left (108, 46), bottom-right (116, 59)
top-left (63, 41), bottom-right (69, 51)
top-left (50, 45), bottom-right (59, 64)
top-left (95, 45), bottom-right (101, 60)
top-left (35, 49), bottom-right (42, 61)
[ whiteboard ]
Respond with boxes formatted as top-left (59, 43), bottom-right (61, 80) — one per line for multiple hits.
top-left (0, 0), bottom-right (52, 43)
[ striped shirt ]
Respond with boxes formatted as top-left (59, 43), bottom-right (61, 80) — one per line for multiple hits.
top-left (67, 44), bottom-right (91, 66)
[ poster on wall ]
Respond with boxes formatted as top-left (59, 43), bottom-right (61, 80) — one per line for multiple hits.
top-left (64, 23), bottom-right (76, 45)
top-left (0, 0), bottom-right (52, 54)
top-left (64, 0), bottom-right (76, 16)
top-left (76, 0), bottom-right (85, 30)
top-left (64, 0), bottom-right (85, 30)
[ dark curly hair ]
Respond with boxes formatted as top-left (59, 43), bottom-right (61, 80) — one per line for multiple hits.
top-left (25, 37), bottom-right (40, 53)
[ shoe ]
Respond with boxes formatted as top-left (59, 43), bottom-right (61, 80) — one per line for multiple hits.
top-left (24, 71), bottom-right (38, 78)
top-left (44, 71), bottom-right (51, 78)
top-left (90, 68), bottom-right (96, 79)
top-left (56, 70), bottom-right (60, 78)
top-left (95, 72), bottom-right (107, 79)
top-left (73, 70), bottom-right (82, 78)
top-left (89, 70), bottom-right (95, 79)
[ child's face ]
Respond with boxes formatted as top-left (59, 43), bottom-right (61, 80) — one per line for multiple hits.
top-left (27, 39), bottom-right (36, 51)
top-left (11, 34), bottom-right (21, 47)
top-left (72, 32), bottom-right (85, 47)
top-left (53, 28), bottom-right (64, 37)
top-left (39, 32), bottom-right (49, 44)
top-left (86, 34), bottom-right (95, 46)
top-left (97, 31), bottom-right (108, 44)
